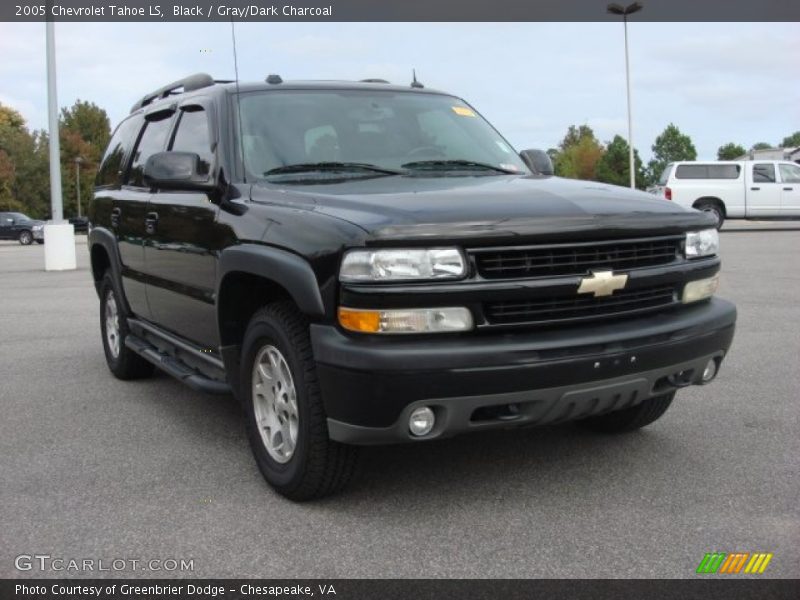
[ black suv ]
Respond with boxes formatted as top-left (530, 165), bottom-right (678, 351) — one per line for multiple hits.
top-left (89, 73), bottom-right (736, 500)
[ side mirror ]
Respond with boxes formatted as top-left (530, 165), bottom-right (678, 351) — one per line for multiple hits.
top-left (143, 151), bottom-right (215, 191)
top-left (520, 149), bottom-right (554, 176)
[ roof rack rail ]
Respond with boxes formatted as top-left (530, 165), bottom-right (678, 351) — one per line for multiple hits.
top-left (360, 78), bottom-right (390, 84)
top-left (130, 73), bottom-right (215, 113)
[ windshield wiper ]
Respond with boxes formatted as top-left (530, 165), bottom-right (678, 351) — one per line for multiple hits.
top-left (264, 162), bottom-right (404, 176)
top-left (401, 159), bottom-right (517, 174)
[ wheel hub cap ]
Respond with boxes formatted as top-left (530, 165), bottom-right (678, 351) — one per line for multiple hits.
top-left (105, 291), bottom-right (121, 358)
top-left (251, 345), bottom-right (299, 464)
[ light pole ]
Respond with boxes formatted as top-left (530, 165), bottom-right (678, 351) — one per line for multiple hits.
top-left (74, 156), bottom-right (84, 217)
top-left (607, 2), bottom-right (642, 189)
top-left (44, 20), bottom-right (76, 271)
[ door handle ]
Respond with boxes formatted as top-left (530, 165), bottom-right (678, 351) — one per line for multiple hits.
top-left (750, 187), bottom-right (760, 191)
top-left (144, 212), bottom-right (159, 235)
top-left (110, 207), bottom-right (121, 227)
top-left (784, 187), bottom-right (794, 191)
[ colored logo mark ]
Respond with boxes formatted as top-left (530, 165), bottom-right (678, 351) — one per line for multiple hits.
top-left (696, 552), bottom-right (773, 574)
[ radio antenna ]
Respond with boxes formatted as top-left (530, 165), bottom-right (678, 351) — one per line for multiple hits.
top-left (230, 20), bottom-right (247, 182)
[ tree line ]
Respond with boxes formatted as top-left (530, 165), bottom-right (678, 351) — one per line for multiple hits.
top-left (0, 101), bottom-right (110, 218)
top-left (548, 125), bottom-right (800, 189)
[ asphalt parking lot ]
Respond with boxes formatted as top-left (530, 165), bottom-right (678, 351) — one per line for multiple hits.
top-left (1, 227), bottom-right (798, 579)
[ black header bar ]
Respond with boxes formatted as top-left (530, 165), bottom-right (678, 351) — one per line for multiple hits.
top-left (3, 579), bottom-right (800, 600)
top-left (5, 0), bottom-right (800, 22)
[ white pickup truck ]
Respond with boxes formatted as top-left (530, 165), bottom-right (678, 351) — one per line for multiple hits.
top-left (650, 160), bottom-right (800, 228)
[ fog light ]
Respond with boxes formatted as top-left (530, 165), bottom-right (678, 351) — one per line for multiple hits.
top-left (409, 407), bottom-right (435, 436)
top-left (701, 359), bottom-right (718, 383)
top-left (682, 274), bottom-right (719, 304)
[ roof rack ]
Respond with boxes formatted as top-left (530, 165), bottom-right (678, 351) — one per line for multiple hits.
top-left (130, 73), bottom-right (216, 113)
top-left (360, 78), bottom-right (390, 84)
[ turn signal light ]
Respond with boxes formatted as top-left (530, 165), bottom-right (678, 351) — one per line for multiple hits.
top-left (338, 307), bottom-right (473, 334)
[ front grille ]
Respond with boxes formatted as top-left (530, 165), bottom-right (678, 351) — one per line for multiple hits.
top-left (474, 236), bottom-right (682, 279)
top-left (483, 284), bottom-right (678, 326)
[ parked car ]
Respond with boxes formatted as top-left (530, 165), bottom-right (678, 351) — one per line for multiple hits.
top-left (0, 212), bottom-right (44, 244)
top-left (650, 160), bottom-right (800, 228)
top-left (69, 216), bottom-right (90, 234)
top-left (88, 74), bottom-right (736, 500)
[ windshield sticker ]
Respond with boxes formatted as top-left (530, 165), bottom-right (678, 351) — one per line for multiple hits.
top-left (452, 106), bottom-right (476, 117)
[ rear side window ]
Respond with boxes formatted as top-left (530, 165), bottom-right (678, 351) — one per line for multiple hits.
top-left (753, 163), bottom-right (776, 183)
top-left (674, 164), bottom-right (740, 179)
top-left (170, 107), bottom-right (214, 175)
top-left (127, 116), bottom-right (174, 187)
top-left (675, 165), bottom-right (708, 179)
top-left (95, 116), bottom-right (143, 187)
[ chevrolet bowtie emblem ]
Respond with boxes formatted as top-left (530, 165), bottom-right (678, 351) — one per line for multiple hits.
top-left (577, 270), bottom-right (628, 297)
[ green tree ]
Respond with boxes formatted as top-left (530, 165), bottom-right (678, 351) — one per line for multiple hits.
top-left (647, 123), bottom-right (697, 184)
top-left (752, 142), bottom-right (772, 150)
top-left (553, 125), bottom-right (605, 181)
top-left (780, 131), bottom-right (800, 148)
top-left (60, 100), bottom-right (110, 153)
top-left (595, 135), bottom-right (645, 188)
top-left (58, 100), bottom-right (111, 217)
top-left (717, 142), bottom-right (746, 161)
top-left (0, 104), bottom-right (48, 215)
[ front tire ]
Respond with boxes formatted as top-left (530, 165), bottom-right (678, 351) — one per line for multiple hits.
top-left (241, 302), bottom-right (359, 501)
top-left (99, 271), bottom-right (154, 380)
top-left (18, 230), bottom-right (33, 245)
top-left (695, 200), bottom-right (724, 230)
top-left (579, 391), bottom-right (676, 433)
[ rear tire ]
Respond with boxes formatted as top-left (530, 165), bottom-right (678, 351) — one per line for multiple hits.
top-left (241, 302), bottom-right (359, 501)
top-left (18, 230), bottom-right (33, 245)
top-left (694, 200), bottom-right (724, 230)
top-left (99, 271), bottom-right (155, 380)
top-left (579, 391), bottom-right (676, 433)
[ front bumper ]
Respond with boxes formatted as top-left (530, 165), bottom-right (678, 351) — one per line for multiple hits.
top-left (311, 298), bottom-right (736, 445)
top-left (32, 228), bottom-right (44, 241)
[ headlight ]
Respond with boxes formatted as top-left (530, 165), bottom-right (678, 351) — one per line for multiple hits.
top-left (32, 224), bottom-right (44, 231)
top-left (338, 307), bottom-right (473, 334)
top-left (685, 229), bottom-right (719, 258)
top-left (340, 248), bottom-right (466, 282)
top-left (682, 274), bottom-right (719, 304)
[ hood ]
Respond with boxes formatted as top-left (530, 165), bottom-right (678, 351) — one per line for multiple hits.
top-left (251, 174), bottom-right (715, 246)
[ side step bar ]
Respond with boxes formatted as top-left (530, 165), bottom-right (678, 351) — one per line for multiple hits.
top-left (124, 334), bottom-right (231, 395)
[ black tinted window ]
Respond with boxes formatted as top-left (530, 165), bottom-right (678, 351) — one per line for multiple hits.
top-left (675, 165), bottom-right (708, 179)
top-left (127, 117), bottom-right (174, 187)
top-left (95, 116), bottom-right (142, 187)
top-left (170, 108), bottom-right (213, 175)
top-left (753, 163), bottom-right (776, 183)
top-left (707, 165), bottom-right (740, 179)
top-left (675, 164), bottom-right (741, 179)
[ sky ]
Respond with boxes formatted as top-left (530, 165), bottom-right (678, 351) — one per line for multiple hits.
top-left (0, 21), bottom-right (798, 161)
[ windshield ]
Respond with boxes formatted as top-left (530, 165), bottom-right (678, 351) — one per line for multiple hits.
top-left (237, 90), bottom-right (528, 180)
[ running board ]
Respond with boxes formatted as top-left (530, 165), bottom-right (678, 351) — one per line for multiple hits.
top-left (124, 334), bottom-right (231, 395)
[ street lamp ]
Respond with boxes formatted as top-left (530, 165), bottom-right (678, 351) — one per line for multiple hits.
top-left (74, 156), bottom-right (84, 218)
top-left (607, 2), bottom-right (642, 189)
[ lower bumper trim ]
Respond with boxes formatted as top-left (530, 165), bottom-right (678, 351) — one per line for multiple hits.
top-left (327, 351), bottom-right (723, 445)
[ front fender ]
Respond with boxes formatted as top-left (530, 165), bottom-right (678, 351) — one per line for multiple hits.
top-left (216, 244), bottom-right (326, 318)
